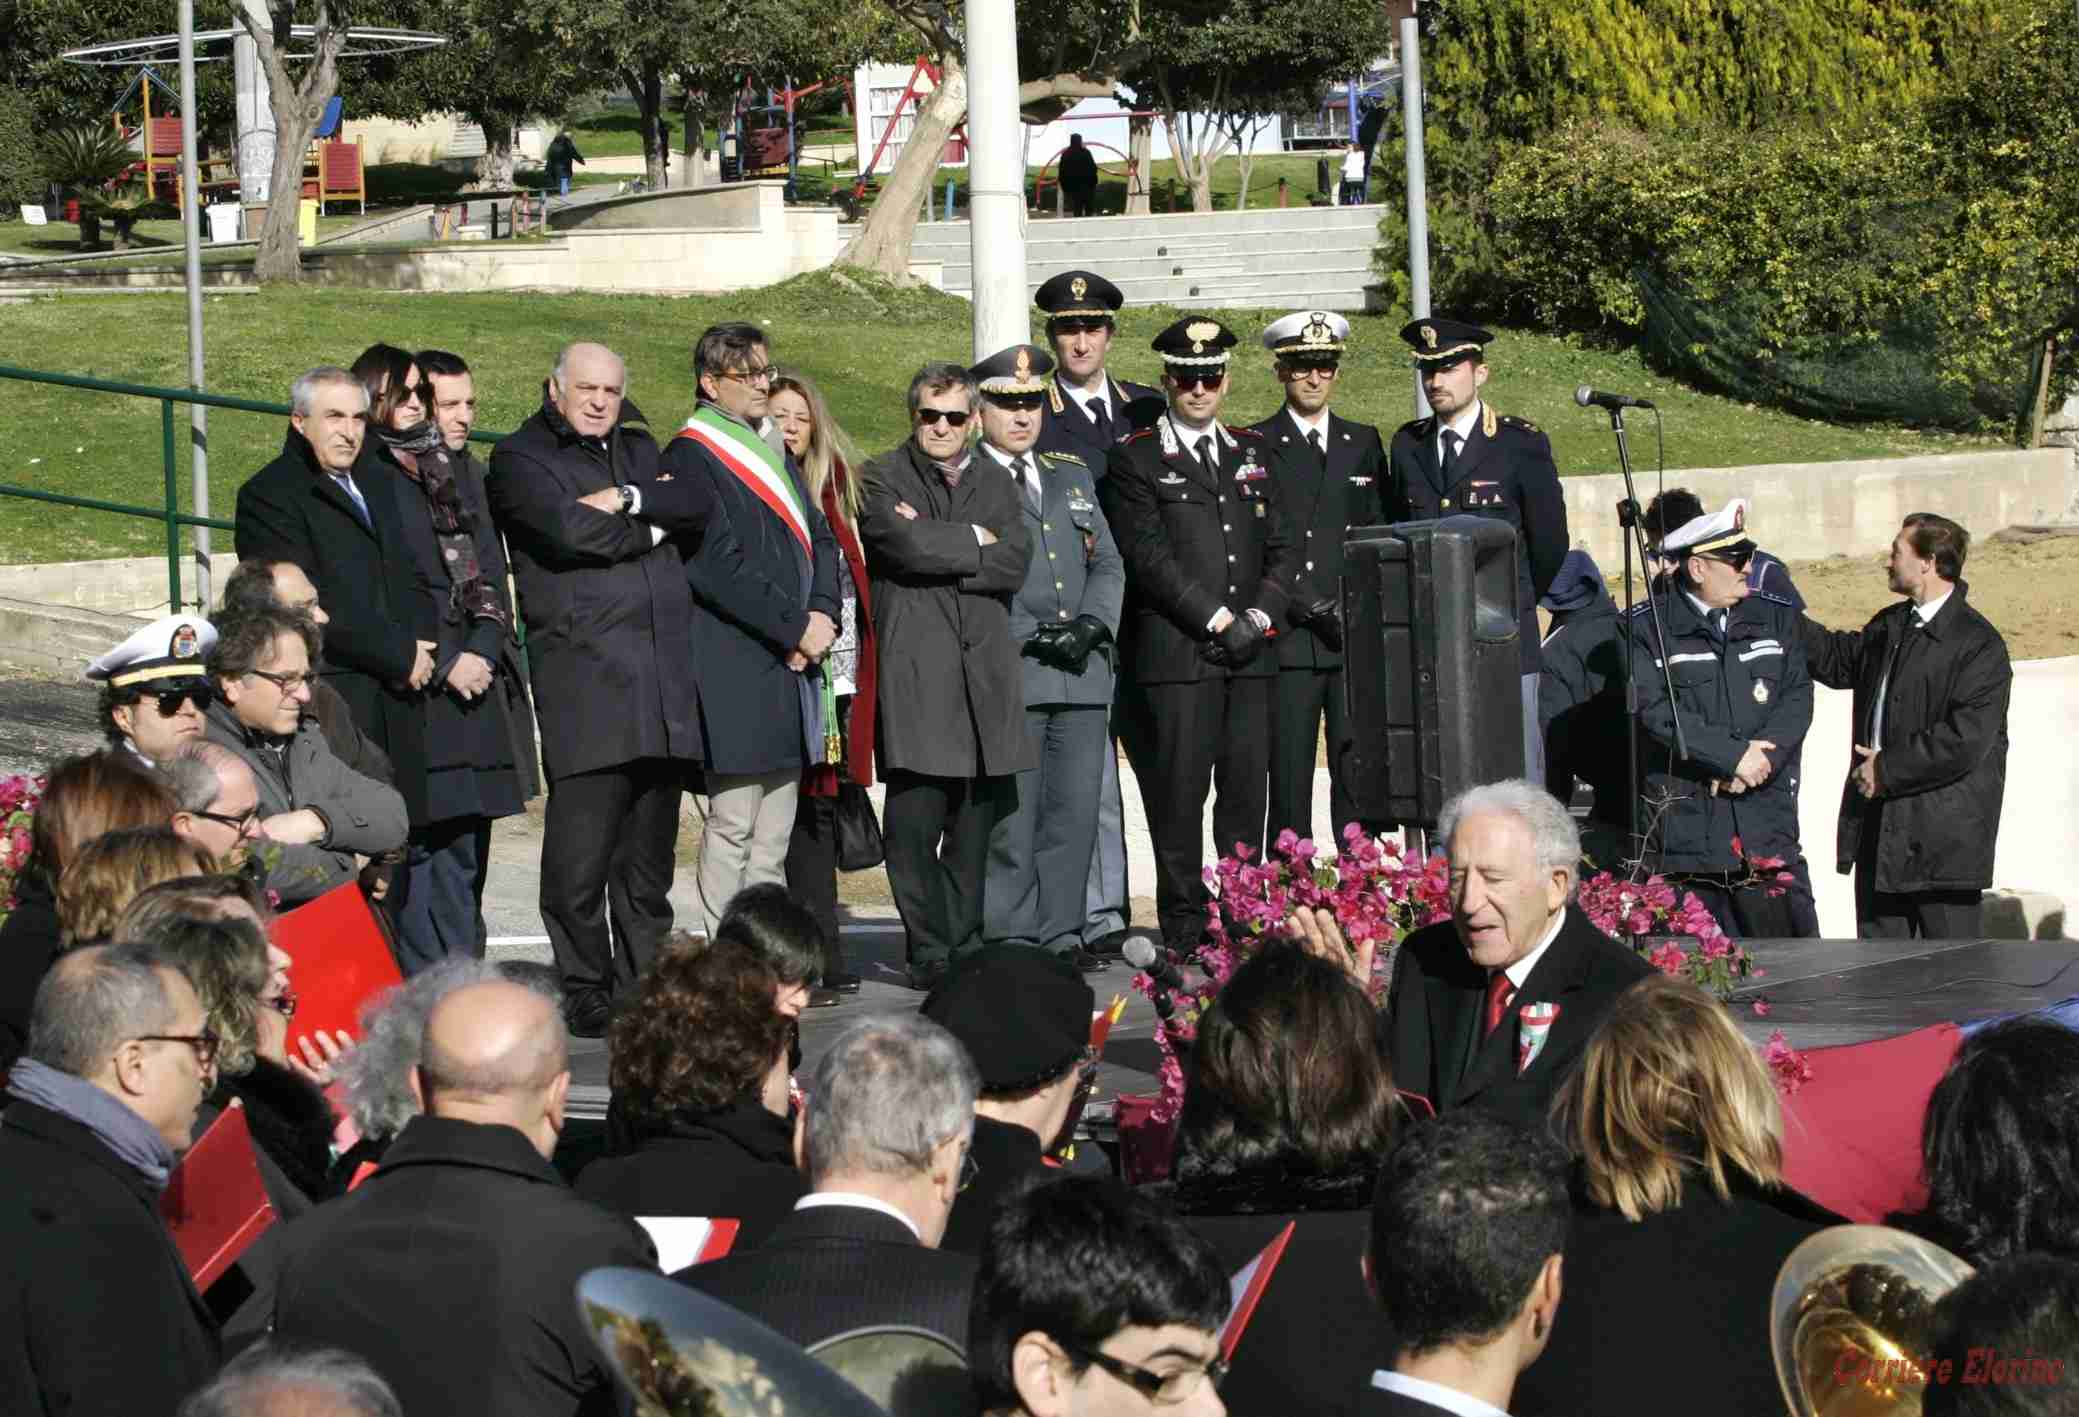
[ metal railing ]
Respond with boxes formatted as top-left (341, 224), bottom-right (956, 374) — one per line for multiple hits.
top-left (0, 364), bottom-right (506, 613)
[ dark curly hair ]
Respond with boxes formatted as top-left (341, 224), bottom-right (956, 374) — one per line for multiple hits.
top-left (1903, 1019), bottom-right (2079, 1267)
top-left (208, 606), bottom-right (320, 683)
top-left (607, 940), bottom-right (789, 1133)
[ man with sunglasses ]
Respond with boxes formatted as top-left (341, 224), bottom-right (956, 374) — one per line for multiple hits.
top-left (87, 613), bottom-right (219, 766)
top-left (970, 1174), bottom-right (1231, 1417)
top-left (1628, 498), bottom-right (1812, 938)
top-left (1101, 317), bottom-right (1295, 961)
top-left (1251, 311), bottom-right (1389, 851)
top-left (860, 363), bottom-right (1033, 991)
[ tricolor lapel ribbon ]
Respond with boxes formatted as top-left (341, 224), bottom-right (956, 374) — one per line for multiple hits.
top-left (1517, 1002), bottom-right (1559, 1075)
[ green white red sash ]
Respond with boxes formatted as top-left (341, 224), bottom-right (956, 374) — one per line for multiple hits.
top-left (674, 406), bottom-right (810, 554)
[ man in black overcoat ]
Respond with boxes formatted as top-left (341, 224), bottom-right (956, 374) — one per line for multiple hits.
top-left (1100, 317), bottom-right (1295, 957)
top-left (1250, 310), bottom-right (1389, 851)
top-left (1386, 780), bottom-right (1653, 1130)
top-left (235, 365), bottom-right (435, 824)
top-left (1536, 550), bottom-right (1632, 870)
top-left (1384, 320), bottom-right (1569, 781)
top-left (1799, 513), bottom-right (2011, 939)
top-left (485, 342), bottom-right (711, 1035)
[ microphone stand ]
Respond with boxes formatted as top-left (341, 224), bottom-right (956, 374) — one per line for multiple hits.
top-left (1603, 406), bottom-right (1687, 865)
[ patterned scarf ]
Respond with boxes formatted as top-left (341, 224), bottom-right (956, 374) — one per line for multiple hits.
top-left (387, 435), bottom-right (508, 631)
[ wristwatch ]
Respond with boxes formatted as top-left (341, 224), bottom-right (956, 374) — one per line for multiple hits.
top-left (616, 484), bottom-right (636, 514)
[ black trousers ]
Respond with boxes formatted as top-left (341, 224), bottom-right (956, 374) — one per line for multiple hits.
top-left (1855, 820), bottom-right (1983, 938)
top-left (1269, 666), bottom-right (1355, 852)
top-left (1686, 875), bottom-right (1798, 941)
top-left (883, 769), bottom-right (1006, 967)
top-left (539, 758), bottom-right (684, 1002)
top-left (391, 816), bottom-right (492, 976)
top-left (1122, 675), bottom-right (1271, 950)
top-left (783, 789), bottom-right (848, 977)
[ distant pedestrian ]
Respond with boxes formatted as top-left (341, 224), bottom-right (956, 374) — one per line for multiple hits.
top-left (1058, 133), bottom-right (1099, 218)
top-left (545, 132), bottom-right (585, 196)
top-left (1340, 141), bottom-right (1369, 204)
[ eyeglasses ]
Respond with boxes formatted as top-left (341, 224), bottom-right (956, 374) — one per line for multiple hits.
top-left (1054, 1337), bottom-right (1228, 1406)
top-left (719, 365), bottom-right (776, 386)
top-left (985, 393), bottom-right (1047, 412)
top-left (916, 408), bottom-right (973, 428)
top-left (959, 1148), bottom-right (980, 1193)
top-left (147, 683), bottom-right (213, 716)
top-left (1169, 373), bottom-right (1224, 393)
top-left (266, 992), bottom-right (299, 1020)
top-left (245, 668), bottom-right (313, 693)
top-left (134, 1027), bottom-right (220, 1070)
top-left (192, 804), bottom-right (260, 835)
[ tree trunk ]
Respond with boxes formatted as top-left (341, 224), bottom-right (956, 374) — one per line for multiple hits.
top-left (1235, 151), bottom-right (1254, 212)
top-left (77, 211), bottom-right (101, 250)
top-left (634, 66), bottom-right (668, 190)
top-left (474, 116), bottom-right (519, 190)
top-left (241, 0), bottom-right (343, 286)
top-left (837, 56), bottom-right (966, 281)
top-left (1126, 115), bottom-right (1152, 216)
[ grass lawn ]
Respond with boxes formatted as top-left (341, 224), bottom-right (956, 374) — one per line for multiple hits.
top-left (0, 273), bottom-right (2004, 564)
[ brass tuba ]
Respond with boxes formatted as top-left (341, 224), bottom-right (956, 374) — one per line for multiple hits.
top-left (1771, 1225), bottom-right (1976, 1417)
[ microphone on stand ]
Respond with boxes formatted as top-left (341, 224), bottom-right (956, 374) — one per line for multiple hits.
top-left (1123, 937), bottom-right (1186, 1023)
top-left (1575, 385), bottom-right (1657, 412)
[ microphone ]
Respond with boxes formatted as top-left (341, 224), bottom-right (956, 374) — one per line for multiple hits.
top-left (1574, 385), bottom-right (1656, 411)
top-left (1123, 936), bottom-right (1186, 1022)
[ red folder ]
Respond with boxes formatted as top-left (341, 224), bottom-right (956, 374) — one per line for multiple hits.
top-left (273, 881), bottom-right (404, 1052)
top-left (1219, 1220), bottom-right (1296, 1361)
top-left (162, 1101), bottom-right (277, 1291)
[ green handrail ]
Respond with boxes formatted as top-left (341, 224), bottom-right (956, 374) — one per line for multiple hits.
top-left (0, 363), bottom-right (508, 613)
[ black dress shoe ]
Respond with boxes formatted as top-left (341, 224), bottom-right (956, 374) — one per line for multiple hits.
top-left (823, 970), bottom-right (862, 993)
top-left (1086, 928), bottom-right (1131, 957)
top-left (564, 992), bottom-right (612, 1039)
top-left (906, 961), bottom-right (949, 992)
top-left (1057, 947), bottom-right (1112, 974)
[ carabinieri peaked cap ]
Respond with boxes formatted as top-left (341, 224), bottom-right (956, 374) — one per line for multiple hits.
top-left (1151, 316), bottom-right (1238, 368)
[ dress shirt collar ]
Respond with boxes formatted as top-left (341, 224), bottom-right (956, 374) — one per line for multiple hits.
top-left (1065, 376), bottom-right (1110, 421)
top-left (1502, 907), bottom-right (1567, 992)
top-left (979, 441), bottom-right (1031, 472)
top-left (1440, 399), bottom-right (1482, 446)
top-left (794, 1190), bottom-right (921, 1240)
top-left (1915, 586), bottom-right (1954, 626)
top-left (1369, 1370), bottom-right (1513, 1417)
top-left (1287, 405), bottom-right (1331, 440)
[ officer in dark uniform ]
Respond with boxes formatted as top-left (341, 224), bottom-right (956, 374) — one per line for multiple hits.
top-left (1249, 310), bottom-right (1388, 850)
top-left (1033, 269), bottom-right (1163, 957)
top-left (1536, 550), bottom-right (1632, 869)
top-left (1629, 499), bottom-right (1813, 938)
top-left (970, 343), bottom-right (1123, 973)
top-left (1100, 317), bottom-right (1296, 956)
top-left (1385, 318), bottom-right (1569, 780)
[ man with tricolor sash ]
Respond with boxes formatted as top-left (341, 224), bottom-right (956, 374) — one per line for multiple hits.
top-left (665, 322), bottom-right (842, 942)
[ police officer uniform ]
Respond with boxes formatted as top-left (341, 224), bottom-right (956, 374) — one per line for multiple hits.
top-left (1100, 318), bottom-right (1297, 954)
top-left (1385, 319), bottom-right (1569, 779)
top-left (86, 614), bottom-right (218, 764)
top-left (972, 345), bottom-right (1126, 969)
top-left (1629, 500), bottom-right (1813, 938)
top-left (1249, 311), bottom-right (1388, 849)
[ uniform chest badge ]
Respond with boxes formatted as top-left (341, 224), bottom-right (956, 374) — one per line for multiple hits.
top-left (1158, 471), bottom-right (1186, 486)
top-left (1235, 465), bottom-right (1268, 482)
top-left (1753, 681), bottom-right (1770, 704)
top-left (1066, 489), bottom-right (1094, 512)
top-left (1348, 475), bottom-right (1373, 486)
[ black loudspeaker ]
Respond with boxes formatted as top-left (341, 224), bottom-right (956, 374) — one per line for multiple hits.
top-left (1341, 517), bottom-right (1525, 828)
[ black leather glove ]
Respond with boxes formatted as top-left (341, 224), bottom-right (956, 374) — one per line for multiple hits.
top-left (1053, 614), bottom-right (1110, 672)
top-left (1201, 612), bottom-right (1266, 669)
top-left (1023, 624), bottom-right (1075, 667)
top-left (1298, 595), bottom-right (1344, 652)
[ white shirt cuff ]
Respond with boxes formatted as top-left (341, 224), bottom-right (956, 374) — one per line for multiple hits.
top-left (1207, 607), bottom-right (1231, 632)
top-left (972, 524), bottom-right (988, 546)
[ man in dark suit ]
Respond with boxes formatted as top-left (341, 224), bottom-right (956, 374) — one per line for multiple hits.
top-left (1251, 310), bottom-right (1388, 850)
top-left (1100, 317), bottom-right (1296, 958)
top-left (236, 366), bottom-right (435, 827)
top-left (1362, 1112), bottom-right (1569, 1416)
top-left (1385, 320), bottom-right (1569, 782)
top-left (1536, 550), bottom-right (1632, 871)
top-left (676, 1014), bottom-right (980, 1346)
top-left (1385, 780), bottom-right (1654, 1130)
top-left (272, 977), bottom-right (656, 1417)
top-left (969, 1176), bottom-right (1230, 1417)
top-left (486, 342), bottom-right (711, 1036)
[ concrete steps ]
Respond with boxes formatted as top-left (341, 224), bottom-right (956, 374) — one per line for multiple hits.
top-left (910, 205), bottom-right (1383, 310)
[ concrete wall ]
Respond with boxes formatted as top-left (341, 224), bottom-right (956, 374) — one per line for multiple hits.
top-left (548, 182), bottom-right (778, 232)
top-left (1561, 447), bottom-right (2078, 572)
top-left (0, 555), bottom-right (241, 620)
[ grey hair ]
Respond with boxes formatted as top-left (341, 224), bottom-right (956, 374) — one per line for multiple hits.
top-left (176, 1342), bottom-right (402, 1417)
top-left (337, 959), bottom-right (560, 1141)
top-left (25, 942), bottom-right (180, 1077)
top-left (802, 1014), bottom-right (978, 1184)
top-left (905, 361), bottom-right (976, 416)
top-left (1437, 778), bottom-right (1582, 884)
top-left (157, 740), bottom-right (246, 814)
top-left (289, 366), bottom-right (368, 418)
top-left (552, 341), bottom-right (627, 391)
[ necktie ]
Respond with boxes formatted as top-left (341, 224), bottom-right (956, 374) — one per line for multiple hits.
top-left (1441, 428), bottom-right (1462, 483)
top-left (1484, 972), bottom-right (1515, 1038)
top-left (1870, 611), bottom-right (1922, 745)
top-left (333, 473), bottom-right (370, 528)
top-left (1196, 435), bottom-right (1218, 480)
top-left (1308, 428), bottom-right (1325, 461)
top-left (1012, 454), bottom-right (1038, 510)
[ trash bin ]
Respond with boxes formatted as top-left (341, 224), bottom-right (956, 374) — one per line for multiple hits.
top-left (298, 198), bottom-right (318, 245)
top-left (1316, 156), bottom-right (1332, 196)
top-left (206, 204), bottom-right (240, 244)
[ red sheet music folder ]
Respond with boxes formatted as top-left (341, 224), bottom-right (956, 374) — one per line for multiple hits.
top-left (273, 880), bottom-right (403, 1051)
top-left (161, 1101), bottom-right (277, 1291)
top-left (1219, 1220), bottom-right (1296, 1362)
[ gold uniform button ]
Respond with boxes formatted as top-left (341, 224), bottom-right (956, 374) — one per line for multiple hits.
top-left (1047, 551), bottom-right (1056, 560)
top-left (1442, 497), bottom-right (1452, 508)
top-left (1055, 581), bottom-right (1064, 590)
top-left (1227, 554), bottom-right (1236, 562)
top-left (1306, 561), bottom-right (1315, 571)
top-left (1305, 529), bottom-right (1314, 538)
top-left (1059, 610), bottom-right (1070, 619)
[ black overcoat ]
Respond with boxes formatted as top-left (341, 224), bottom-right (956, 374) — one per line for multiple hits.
top-left (1247, 408), bottom-right (1388, 669)
top-left (938, 1114), bottom-right (1050, 1256)
top-left (858, 440), bottom-right (1034, 779)
top-left (485, 395), bottom-right (705, 782)
top-left (235, 429), bottom-right (435, 823)
top-left (574, 1099), bottom-right (807, 1250)
top-left (1800, 583), bottom-right (2011, 893)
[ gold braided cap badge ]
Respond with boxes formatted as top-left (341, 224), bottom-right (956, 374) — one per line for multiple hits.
top-left (1186, 319), bottom-right (1220, 354)
top-left (1420, 324), bottom-right (1437, 350)
top-left (1069, 276), bottom-right (1088, 301)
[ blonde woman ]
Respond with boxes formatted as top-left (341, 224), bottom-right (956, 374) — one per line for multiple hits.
top-left (769, 370), bottom-right (874, 995)
top-left (1512, 974), bottom-right (1840, 1417)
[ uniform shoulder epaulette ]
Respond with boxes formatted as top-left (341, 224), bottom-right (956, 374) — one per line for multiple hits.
top-left (1229, 425), bottom-right (1263, 441)
top-left (1123, 427), bottom-right (1156, 443)
top-left (1396, 415), bottom-right (1436, 438)
top-left (1040, 447), bottom-right (1087, 467)
top-left (1624, 600), bottom-right (1655, 618)
top-left (1749, 588), bottom-right (1795, 608)
top-left (1499, 413), bottom-right (1541, 435)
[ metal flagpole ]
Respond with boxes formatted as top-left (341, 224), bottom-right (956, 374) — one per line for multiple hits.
top-left (1398, 4), bottom-right (1431, 420)
top-left (178, 0), bottom-right (211, 611)
top-left (963, 0), bottom-right (1029, 360)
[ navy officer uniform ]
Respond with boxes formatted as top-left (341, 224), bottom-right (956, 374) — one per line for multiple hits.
top-left (1629, 499), bottom-right (1812, 938)
top-left (1385, 319), bottom-right (1569, 780)
top-left (973, 345), bottom-right (1126, 969)
top-left (1100, 317), bottom-right (1297, 955)
top-left (1249, 311), bottom-right (1389, 850)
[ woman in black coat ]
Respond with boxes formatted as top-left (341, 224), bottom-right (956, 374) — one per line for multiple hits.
top-left (577, 937), bottom-right (806, 1247)
top-left (1153, 944), bottom-right (1406, 1417)
top-left (1513, 974), bottom-right (1842, 1417)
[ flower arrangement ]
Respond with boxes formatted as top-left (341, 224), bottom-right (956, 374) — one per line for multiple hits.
top-left (0, 773), bottom-right (44, 930)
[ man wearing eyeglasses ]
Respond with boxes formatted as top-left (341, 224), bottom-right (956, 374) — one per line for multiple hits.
top-left (0, 943), bottom-right (222, 1412)
top-left (1628, 498), bottom-right (1812, 938)
top-left (969, 1174), bottom-right (1231, 1417)
top-left (1251, 311), bottom-right (1388, 852)
top-left (87, 613), bottom-right (219, 767)
top-left (860, 363), bottom-right (1033, 991)
top-left (204, 605), bottom-right (409, 909)
top-left (162, 738), bottom-right (266, 864)
top-left (1100, 317), bottom-right (1295, 961)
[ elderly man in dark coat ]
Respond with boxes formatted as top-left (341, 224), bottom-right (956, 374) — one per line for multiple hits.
top-left (860, 362), bottom-right (1034, 991)
top-left (486, 342), bottom-right (711, 1036)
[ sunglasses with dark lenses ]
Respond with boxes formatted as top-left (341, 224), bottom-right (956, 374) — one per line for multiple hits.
top-left (146, 683), bottom-right (214, 716)
top-left (916, 408), bottom-right (973, 428)
top-left (1702, 548), bottom-right (1754, 572)
top-left (985, 394), bottom-right (1047, 412)
top-left (1170, 372), bottom-right (1225, 393)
